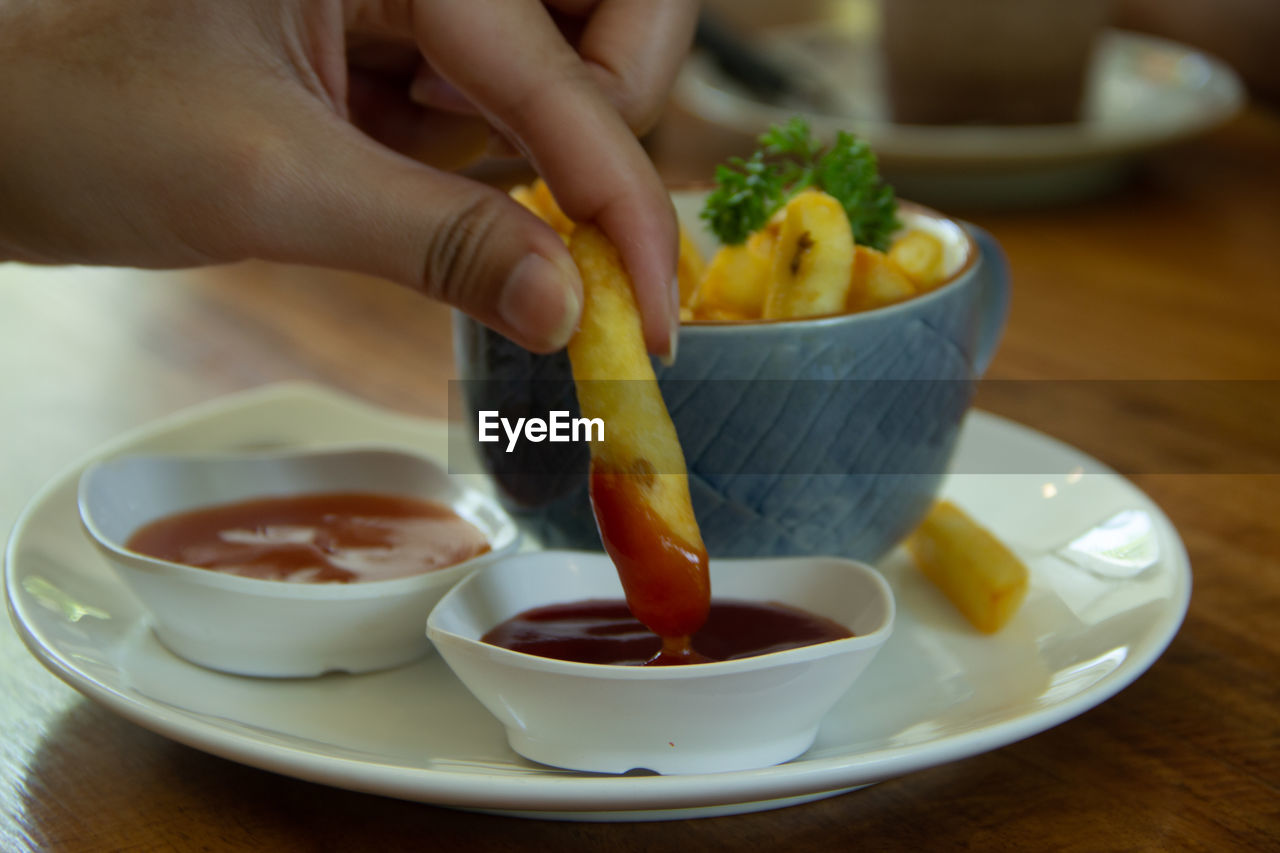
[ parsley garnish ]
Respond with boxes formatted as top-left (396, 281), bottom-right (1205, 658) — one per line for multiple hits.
top-left (700, 118), bottom-right (899, 251)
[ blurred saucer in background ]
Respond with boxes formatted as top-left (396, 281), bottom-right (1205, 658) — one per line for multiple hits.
top-left (675, 23), bottom-right (1244, 209)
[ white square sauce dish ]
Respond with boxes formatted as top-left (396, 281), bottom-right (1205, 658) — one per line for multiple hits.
top-left (78, 446), bottom-right (519, 677)
top-left (427, 550), bottom-right (894, 775)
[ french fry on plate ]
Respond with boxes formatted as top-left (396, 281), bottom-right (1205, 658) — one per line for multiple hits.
top-left (905, 500), bottom-right (1029, 633)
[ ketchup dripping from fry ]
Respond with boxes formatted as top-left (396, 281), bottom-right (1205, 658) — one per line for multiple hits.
top-left (589, 464), bottom-right (710, 664)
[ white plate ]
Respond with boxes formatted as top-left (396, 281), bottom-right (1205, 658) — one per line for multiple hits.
top-left (676, 25), bottom-right (1244, 207)
top-left (6, 382), bottom-right (1190, 821)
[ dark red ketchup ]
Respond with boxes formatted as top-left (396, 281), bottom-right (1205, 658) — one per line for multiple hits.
top-left (125, 492), bottom-right (490, 583)
top-left (589, 467), bottom-right (710, 662)
top-left (481, 598), bottom-right (853, 666)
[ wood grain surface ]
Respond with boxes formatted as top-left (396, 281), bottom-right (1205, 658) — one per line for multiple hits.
top-left (2, 89), bottom-right (1277, 853)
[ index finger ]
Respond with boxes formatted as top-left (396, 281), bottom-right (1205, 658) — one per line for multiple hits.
top-left (411, 0), bottom-right (678, 359)
top-left (548, 0), bottom-right (698, 135)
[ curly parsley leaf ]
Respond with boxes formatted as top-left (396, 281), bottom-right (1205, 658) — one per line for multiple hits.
top-left (814, 131), bottom-right (900, 251)
top-left (699, 153), bottom-right (789, 247)
top-left (759, 116), bottom-right (821, 161)
top-left (700, 119), bottom-right (899, 251)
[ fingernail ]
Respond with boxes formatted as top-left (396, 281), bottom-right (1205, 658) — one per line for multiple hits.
top-left (499, 253), bottom-right (581, 351)
top-left (660, 274), bottom-right (681, 367)
top-left (409, 75), bottom-right (471, 113)
top-left (485, 130), bottom-right (522, 159)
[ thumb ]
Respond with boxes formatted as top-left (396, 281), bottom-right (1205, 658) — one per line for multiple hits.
top-left (247, 118), bottom-right (582, 353)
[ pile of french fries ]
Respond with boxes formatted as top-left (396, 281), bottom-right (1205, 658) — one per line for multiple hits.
top-left (689, 189), bottom-right (951, 322)
top-left (512, 179), bottom-right (949, 324)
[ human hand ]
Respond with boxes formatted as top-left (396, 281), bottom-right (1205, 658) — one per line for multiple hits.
top-left (0, 0), bottom-right (696, 357)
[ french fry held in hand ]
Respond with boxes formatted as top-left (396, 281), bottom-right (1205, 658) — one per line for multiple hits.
top-left (905, 500), bottom-right (1029, 633)
top-left (567, 225), bottom-right (710, 648)
top-left (510, 179), bottom-right (575, 240)
top-left (513, 179), bottom-right (707, 300)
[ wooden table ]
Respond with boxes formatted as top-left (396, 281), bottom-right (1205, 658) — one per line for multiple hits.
top-left (3, 98), bottom-right (1278, 850)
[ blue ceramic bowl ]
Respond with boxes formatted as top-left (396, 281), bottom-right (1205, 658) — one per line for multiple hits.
top-left (453, 191), bottom-right (1009, 560)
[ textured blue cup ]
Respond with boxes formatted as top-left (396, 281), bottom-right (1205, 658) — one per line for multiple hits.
top-left (454, 191), bottom-right (1009, 560)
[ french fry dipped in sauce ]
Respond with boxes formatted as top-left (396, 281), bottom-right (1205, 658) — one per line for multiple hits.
top-left (566, 226), bottom-right (711, 660)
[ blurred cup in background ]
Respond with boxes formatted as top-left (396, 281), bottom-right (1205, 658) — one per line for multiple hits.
top-left (880, 0), bottom-right (1111, 124)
